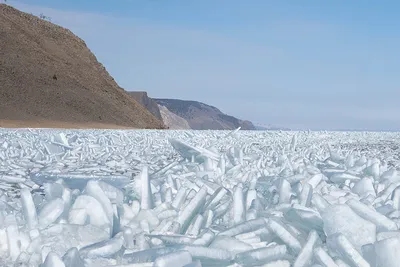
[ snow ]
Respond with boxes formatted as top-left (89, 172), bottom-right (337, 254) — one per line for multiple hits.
top-left (1, 129), bottom-right (400, 266)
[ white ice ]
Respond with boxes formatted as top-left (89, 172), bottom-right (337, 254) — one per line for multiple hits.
top-left (1, 129), bottom-right (400, 266)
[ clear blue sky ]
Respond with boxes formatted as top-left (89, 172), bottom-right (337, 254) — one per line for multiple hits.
top-left (10, 0), bottom-right (400, 131)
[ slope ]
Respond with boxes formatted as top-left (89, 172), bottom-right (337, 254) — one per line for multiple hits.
top-left (155, 98), bottom-right (256, 130)
top-left (0, 4), bottom-right (164, 129)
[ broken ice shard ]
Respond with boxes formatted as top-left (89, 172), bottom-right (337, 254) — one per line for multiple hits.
top-left (140, 166), bottom-right (154, 210)
top-left (38, 198), bottom-right (64, 228)
top-left (169, 138), bottom-right (220, 163)
top-left (20, 188), bottom-right (38, 230)
top-left (153, 251), bottom-right (193, 267)
top-left (176, 186), bottom-right (208, 234)
top-left (31, 172), bottom-right (131, 190)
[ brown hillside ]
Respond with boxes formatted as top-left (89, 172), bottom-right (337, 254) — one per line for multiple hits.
top-left (0, 4), bottom-right (164, 129)
top-left (128, 91), bottom-right (163, 121)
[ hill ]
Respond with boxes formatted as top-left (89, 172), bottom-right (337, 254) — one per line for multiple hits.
top-left (158, 104), bottom-right (191, 129)
top-left (154, 98), bottom-right (256, 130)
top-left (127, 92), bottom-right (163, 121)
top-left (0, 4), bottom-right (164, 129)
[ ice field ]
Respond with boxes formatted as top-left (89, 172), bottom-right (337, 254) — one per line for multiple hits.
top-left (1, 129), bottom-right (400, 266)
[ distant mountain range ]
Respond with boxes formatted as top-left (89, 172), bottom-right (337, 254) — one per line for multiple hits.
top-left (128, 92), bottom-right (256, 130)
top-left (254, 124), bottom-right (291, 131)
top-left (155, 99), bottom-right (256, 130)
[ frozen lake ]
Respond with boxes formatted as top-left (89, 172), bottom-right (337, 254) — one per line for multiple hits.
top-left (1, 129), bottom-right (400, 266)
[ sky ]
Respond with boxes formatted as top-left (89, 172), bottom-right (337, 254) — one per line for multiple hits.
top-left (7, 0), bottom-right (400, 131)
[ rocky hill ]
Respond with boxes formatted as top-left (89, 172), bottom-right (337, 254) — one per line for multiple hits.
top-left (127, 92), bottom-right (163, 121)
top-left (158, 105), bottom-right (191, 130)
top-left (0, 4), bottom-right (164, 129)
top-left (154, 99), bottom-right (256, 130)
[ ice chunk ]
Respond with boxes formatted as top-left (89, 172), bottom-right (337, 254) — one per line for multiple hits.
top-left (234, 244), bottom-right (288, 266)
top-left (293, 230), bottom-right (320, 267)
top-left (122, 247), bottom-right (181, 264)
top-left (262, 260), bottom-right (291, 267)
top-left (210, 236), bottom-right (253, 254)
top-left (172, 188), bottom-right (188, 210)
top-left (351, 178), bottom-right (376, 198)
top-left (192, 230), bottom-right (215, 246)
top-left (233, 183), bottom-right (246, 225)
top-left (39, 198), bottom-right (64, 228)
top-left (314, 247), bottom-right (338, 267)
top-left (330, 173), bottom-right (360, 184)
top-left (169, 139), bottom-right (219, 163)
top-left (186, 214), bottom-right (203, 236)
top-left (139, 166), bottom-right (154, 210)
top-left (153, 251), bottom-right (192, 267)
top-left (284, 205), bottom-right (324, 233)
top-left (177, 186), bottom-right (208, 234)
top-left (299, 183), bottom-right (313, 207)
top-left (20, 188), bottom-right (39, 230)
top-left (183, 260), bottom-right (202, 267)
top-left (97, 181), bottom-right (124, 205)
top-left (31, 172), bottom-right (131, 190)
top-left (40, 224), bottom-right (109, 251)
top-left (6, 225), bottom-right (20, 261)
top-left (346, 198), bottom-right (398, 231)
top-left (68, 195), bottom-right (110, 228)
top-left (85, 180), bottom-right (115, 235)
top-left (219, 218), bottom-right (267, 237)
top-left (62, 247), bottom-right (85, 267)
top-left (266, 219), bottom-right (302, 254)
top-left (327, 233), bottom-right (370, 267)
top-left (279, 179), bottom-right (292, 204)
top-left (374, 236), bottom-right (400, 267)
top-left (321, 204), bottom-right (376, 251)
top-left (390, 185), bottom-right (400, 210)
top-left (180, 246), bottom-right (233, 264)
top-left (41, 252), bottom-right (65, 267)
top-left (79, 232), bottom-right (124, 259)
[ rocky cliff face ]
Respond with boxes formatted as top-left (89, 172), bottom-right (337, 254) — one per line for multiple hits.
top-left (0, 4), bottom-right (164, 129)
top-left (158, 105), bottom-right (191, 130)
top-left (154, 99), bottom-right (256, 130)
top-left (127, 92), bottom-right (163, 122)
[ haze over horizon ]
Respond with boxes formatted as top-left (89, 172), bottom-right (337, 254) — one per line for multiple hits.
top-left (8, 0), bottom-right (400, 131)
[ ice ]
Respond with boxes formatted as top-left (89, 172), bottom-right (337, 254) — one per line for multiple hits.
top-left (38, 198), bottom-right (64, 228)
top-left (31, 172), bottom-right (131, 190)
top-left (62, 248), bottom-right (85, 267)
top-left (346, 198), bottom-right (398, 232)
top-left (69, 195), bottom-right (110, 228)
top-left (1, 129), bottom-right (400, 266)
top-left (139, 166), bottom-right (153, 210)
top-left (266, 218), bottom-right (302, 254)
top-left (321, 204), bottom-right (376, 251)
top-left (293, 230), bottom-right (320, 267)
top-left (153, 251), bottom-right (192, 267)
top-left (79, 232), bottom-right (125, 259)
top-left (373, 236), bottom-right (400, 267)
top-left (327, 233), bottom-right (370, 267)
top-left (234, 244), bottom-right (288, 266)
top-left (176, 186), bottom-right (208, 234)
top-left (314, 247), bottom-right (338, 267)
top-left (210, 236), bottom-right (253, 254)
top-left (20, 188), bottom-right (39, 230)
top-left (41, 252), bottom-right (65, 267)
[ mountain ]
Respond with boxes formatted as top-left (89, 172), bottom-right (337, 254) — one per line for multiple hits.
top-left (128, 92), bottom-right (163, 121)
top-left (254, 124), bottom-right (291, 131)
top-left (154, 99), bottom-right (256, 130)
top-left (158, 105), bottom-right (191, 130)
top-left (0, 4), bottom-right (164, 129)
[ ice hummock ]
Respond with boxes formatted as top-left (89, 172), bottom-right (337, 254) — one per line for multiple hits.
top-left (1, 129), bottom-right (400, 266)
